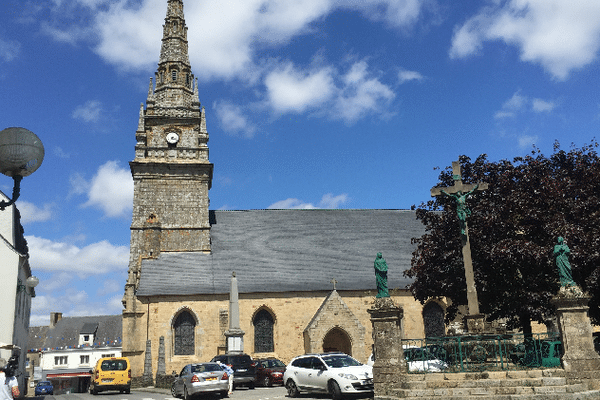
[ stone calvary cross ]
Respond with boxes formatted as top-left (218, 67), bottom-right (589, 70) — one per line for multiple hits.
top-left (430, 160), bottom-right (488, 317)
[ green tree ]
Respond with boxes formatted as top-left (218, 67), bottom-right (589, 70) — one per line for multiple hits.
top-left (406, 142), bottom-right (600, 332)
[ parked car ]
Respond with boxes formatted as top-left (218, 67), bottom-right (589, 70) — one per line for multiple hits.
top-left (283, 353), bottom-right (373, 400)
top-left (255, 358), bottom-right (286, 386)
top-left (34, 381), bottom-right (53, 396)
top-left (403, 346), bottom-right (448, 372)
top-left (172, 362), bottom-right (229, 399)
top-left (89, 357), bottom-right (131, 395)
top-left (210, 354), bottom-right (256, 389)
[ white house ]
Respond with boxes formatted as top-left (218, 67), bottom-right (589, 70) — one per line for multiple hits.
top-left (30, 314), bottom-right (122, 394)
top-left (0, 191), bottom-right (37, 394)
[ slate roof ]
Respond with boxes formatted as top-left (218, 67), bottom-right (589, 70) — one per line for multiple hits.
top-left (31, 315), bottom-right (122, 351)
top-left (137, 209), bottom-right (424, 296)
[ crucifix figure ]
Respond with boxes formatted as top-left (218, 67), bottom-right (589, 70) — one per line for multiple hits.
top-left (430, 160), bottom-right (488, 317)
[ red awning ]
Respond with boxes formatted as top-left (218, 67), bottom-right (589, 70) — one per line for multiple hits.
top-left (47, 372), bottom-right (91, 379)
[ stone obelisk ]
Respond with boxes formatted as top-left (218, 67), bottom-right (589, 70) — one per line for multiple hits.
top-left (224, 272), bottom-right (245, 353)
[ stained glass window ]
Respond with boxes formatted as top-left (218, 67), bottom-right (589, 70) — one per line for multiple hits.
top-left (174, 311), bottom-right (196, 355)
top-left (254, 309), bottom-right (274, 353)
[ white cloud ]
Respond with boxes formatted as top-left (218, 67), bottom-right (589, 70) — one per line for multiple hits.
top-left (518, 135), bottom-right (539, 149)
top-left (398, 68), bottom-right (424, 84)
top-left (450, 1), bottom-right (600, 80)
top-left (265, 63), bottom-right (335, 113)
top-left (16, 201), bottom-right (54, 224)
top-left (494, 90), bottom-right (556, 118)
top-left (97, 279), bottom-right (121, 297)
top-left (268, 193), bottom-right (348, 209)
top-left (40, 0), bottom-right (429, 80)
top-left (532, 98), bottom-right (555, 113)
top-left (213, 101), bottom-right (257, 138)
top-left (72, 100), bottom-right (103, 123)
top-left (81, 161), bottom-right (133, 218)
top-left (26, 235), bottom-right (129, 275)
top-left (332, 61), bottom-right (395, 124)
top-left (0, 37), bottom-right (21, 62)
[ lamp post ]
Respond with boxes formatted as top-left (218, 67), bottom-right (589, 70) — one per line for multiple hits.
top-left (16, 276), bottom-right (40, 296)
top-left (0, 127), bottom-right (45, 210)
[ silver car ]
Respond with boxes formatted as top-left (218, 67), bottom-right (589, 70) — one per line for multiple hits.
top-left (172, 362), bottom-right (230, 399)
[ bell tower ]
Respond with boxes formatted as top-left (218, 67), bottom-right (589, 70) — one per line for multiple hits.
top-left (123, 0), bottom-right (213, 312)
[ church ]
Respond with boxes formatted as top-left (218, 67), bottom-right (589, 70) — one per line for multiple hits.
top-left (121, 0), bottom-right (444, 380)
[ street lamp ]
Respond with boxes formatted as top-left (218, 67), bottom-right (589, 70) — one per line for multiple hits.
top-left (0, 127), bottom-right (44, 210)
top-left (16, 276), bottom-right (39, 296)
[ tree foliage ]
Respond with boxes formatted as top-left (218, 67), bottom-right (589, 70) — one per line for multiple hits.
top-left (406, 142), bottom-right (600, 330)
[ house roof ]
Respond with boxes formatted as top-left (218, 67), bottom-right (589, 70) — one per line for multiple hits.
top-left (31, 315), bottom-right (121, 351)
top-left (137, 209), bottom-right (424, 296)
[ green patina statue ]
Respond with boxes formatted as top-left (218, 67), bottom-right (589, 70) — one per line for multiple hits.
top-left (441, 184), bottom-right (479, 235)
top-left (554, 236), bottom-right (576, 287)
top-left (374, 252), bottom-right (389, 298)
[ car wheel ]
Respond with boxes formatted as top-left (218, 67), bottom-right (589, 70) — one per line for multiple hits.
top-left (249, 381), bottom-right (255, 389)
top-left (220, 391), bottom-right (228, 398)
top-left (171, 383), bottom-right (178, 398)
top-left (125, 388), bottom-right (130, 394)
top-left (286, 380), bottom-right (299, 398)
top-left (328, 380), bottom-right (342, 400)
top-left (262, 376), bottom-right (271, 387)
top-left (92, 385), bottom-right (98, 395)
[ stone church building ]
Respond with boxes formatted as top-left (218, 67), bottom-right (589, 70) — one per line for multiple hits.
top-left (121, 0), bottom-right (444, 380)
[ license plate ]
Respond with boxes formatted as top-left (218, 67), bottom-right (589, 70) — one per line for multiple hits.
top-left (102, 379), bottom-right (112, 383)
top-left (237, 369), bottom-right (247, 372)
top-left (206, 377), bottom-right (217, 381)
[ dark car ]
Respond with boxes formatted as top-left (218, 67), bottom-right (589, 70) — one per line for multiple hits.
top-left (256, 358), bottom-right (286, 386)
top-left (34, 381), bottom-right (54, 396)
top-left (210, 354), bottom-right (256, 389)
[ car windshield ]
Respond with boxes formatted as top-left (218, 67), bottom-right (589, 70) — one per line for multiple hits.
top-left (321, 355), bottom-right (361, 368)
top-left (264, 359), bottom-right (285, 368)
top-left (192, 364), bottom-right (222, 373)
top-left (38, 382), bottom-right (51, 386)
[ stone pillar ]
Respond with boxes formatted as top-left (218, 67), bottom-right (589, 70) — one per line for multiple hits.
top-left (225, 272), bottom-right (245, 354)
top-left (142, 339), bottom-right (154, 387)
top-left (367, 297), bottom-right (406, 398)
top-left (156, 336), bottom-right (166, 376)
top-left (551, 293), bottom-right (600, 373)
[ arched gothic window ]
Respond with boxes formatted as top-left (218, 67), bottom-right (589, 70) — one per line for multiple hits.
top-left (173, 310), bottom-right (196, 355)
top-left (253, 309), bottom-right (274, 353)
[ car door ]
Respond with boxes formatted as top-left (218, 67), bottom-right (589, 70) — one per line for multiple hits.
top-left (174, 365), bottom-right (188, 395)
top-left (308, 358), bottom-right (329, 392)
top-left (296, 357), bottom-right (324, 391)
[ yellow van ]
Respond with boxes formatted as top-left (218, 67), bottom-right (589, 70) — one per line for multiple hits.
top-left (89, 357), bottom-right (131, 395)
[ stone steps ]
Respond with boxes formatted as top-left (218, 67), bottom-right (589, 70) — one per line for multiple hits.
top-left (386, 369), bottom-right (600, 399)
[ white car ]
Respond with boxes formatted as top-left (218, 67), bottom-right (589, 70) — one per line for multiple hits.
top-left (283, 353), bottom-right (373, 400)
top-left (367, 347), bottom-right (448, 372)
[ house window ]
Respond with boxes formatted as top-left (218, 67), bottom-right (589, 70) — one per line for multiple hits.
top-left (84, 335), bottom-right (89, 342)
top-left (54, 356), bottom-right (67, 366)
top-left (254, 309), bottom-right (274, 353)
top-left (172, 70), bottom-right (177, 82)
top-left (173, 311), bottom-right (196, 355)
top-left (80, 355), bottom-right (90, 365)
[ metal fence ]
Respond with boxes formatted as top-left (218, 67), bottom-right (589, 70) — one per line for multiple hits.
top-left (399, 333), bottom-right (562, 373)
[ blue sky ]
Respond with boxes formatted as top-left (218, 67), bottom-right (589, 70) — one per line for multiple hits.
top-left (1, 0), bottom-right (599, 327)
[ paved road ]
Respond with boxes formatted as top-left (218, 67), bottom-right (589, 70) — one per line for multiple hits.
top-left (30, 386), bottom-right (296, 400)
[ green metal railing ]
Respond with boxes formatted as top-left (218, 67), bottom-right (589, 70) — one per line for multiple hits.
top-left (400, 333), bottom-right (562, 373)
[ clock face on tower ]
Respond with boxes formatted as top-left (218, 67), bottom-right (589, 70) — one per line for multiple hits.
top-left (166, 132), bottom-right (179, 144)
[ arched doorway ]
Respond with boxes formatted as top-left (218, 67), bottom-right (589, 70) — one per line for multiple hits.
top-left (423, 302), bottom-right (445, 338)
top-left (322, 327), bottom-right (352, 355)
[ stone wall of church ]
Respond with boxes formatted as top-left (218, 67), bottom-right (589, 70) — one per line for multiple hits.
top-left (125, 289), bottom-right (429, 379)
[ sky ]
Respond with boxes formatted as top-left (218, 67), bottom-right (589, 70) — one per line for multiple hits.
top-left (1, 0), bottom-right (599, 327)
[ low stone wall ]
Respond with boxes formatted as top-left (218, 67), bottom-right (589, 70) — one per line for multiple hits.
top-left (155, 374), bottom-right (176, 389)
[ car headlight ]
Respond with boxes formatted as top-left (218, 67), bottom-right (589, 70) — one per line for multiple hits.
top-left (338, 373), bottom-right (358, 380)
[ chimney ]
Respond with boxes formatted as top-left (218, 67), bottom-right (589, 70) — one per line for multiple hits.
top-left (50, 312), bottom-right (62, 328)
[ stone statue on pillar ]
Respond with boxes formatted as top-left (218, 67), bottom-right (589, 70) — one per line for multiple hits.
top-left (224, 272), bottom-right (245, 354)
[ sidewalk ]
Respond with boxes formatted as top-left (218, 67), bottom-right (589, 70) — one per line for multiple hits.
top-left (133, 386), bottom-right (171, 395)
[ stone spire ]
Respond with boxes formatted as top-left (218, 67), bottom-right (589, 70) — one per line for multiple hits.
top-left (148, 0), bottom-right (197, 114)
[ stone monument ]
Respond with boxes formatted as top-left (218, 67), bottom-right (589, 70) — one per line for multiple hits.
top-left (431, 160), bottom-right (488, 333)
top-left (550, 237), bottom-right (600, 377)
top-left (224, 272), bottom-right (245, 353)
